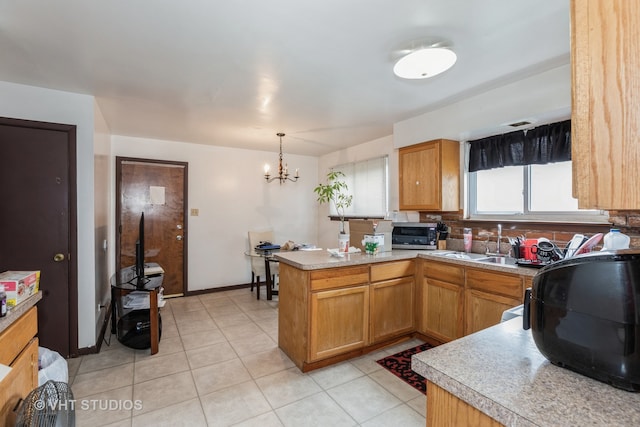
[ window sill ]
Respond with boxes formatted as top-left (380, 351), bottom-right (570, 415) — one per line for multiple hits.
top-left (467, 215), bottom-right (610, 225)
top-left (328, 216), bottom-right (385, 221)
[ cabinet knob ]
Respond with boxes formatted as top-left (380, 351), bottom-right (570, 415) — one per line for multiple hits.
top-left (53, 253), bottom-right (65, 262)
top-left (416, 181), bottom-right (420, 185)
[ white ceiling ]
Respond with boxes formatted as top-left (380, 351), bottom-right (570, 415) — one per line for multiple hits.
top-left (0, 1), bottom-right (570, 156)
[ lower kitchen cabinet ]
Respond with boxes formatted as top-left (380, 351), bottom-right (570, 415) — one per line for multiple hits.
top-left (370, 277), bottom-right (414, 344)
top-left (419, 260), bottom-right (529, 342)
top-left (419, 261), bottom-right (465, 342)
top-left (278, 259), bottom-right (417, 371)
top-left (465, 268), bottom-right (525, 335)
top-left (277, 254), bottom-right (532, 371)
top-left (421, 276), bottom-right (464, 342)
top-left (0, 306), bottom-right (39, 426)
top-left (465, 289), bottom-right (522, 335)
top-left (309, 285), bottom-right (369, 361)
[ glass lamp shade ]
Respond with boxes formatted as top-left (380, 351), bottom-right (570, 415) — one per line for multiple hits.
top-left (393, 47), bottom-right (457, 79)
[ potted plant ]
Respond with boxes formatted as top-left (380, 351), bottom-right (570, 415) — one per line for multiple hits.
top-left (314, 171), bottom-right (353, 250)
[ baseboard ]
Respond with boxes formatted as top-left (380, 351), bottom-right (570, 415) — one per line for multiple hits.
top-left (185, 283), bottom-right (251, 296)
top-left (74, 300), bottom-right (113, 357)
top-left (95, 299), bottom-right (112, 353)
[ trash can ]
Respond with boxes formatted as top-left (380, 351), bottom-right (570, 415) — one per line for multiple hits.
top-left (38, 347), bottom-right (68, 386)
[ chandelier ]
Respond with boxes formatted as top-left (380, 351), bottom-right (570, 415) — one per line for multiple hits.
top-left (264, 132), bottom-right (299, 184)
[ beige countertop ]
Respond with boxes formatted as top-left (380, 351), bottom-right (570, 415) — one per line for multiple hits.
top-left (275, 249), bottom-right (539, 277)
top-left (412, 317), bottom-right (640, 427)
top-left (274, 249), bottom-right (419, 269)
top-left (0, 291), bottom-right (42, 335)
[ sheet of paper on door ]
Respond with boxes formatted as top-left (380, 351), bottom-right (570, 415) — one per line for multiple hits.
top-left (149, 186), bottom-right (166, 205)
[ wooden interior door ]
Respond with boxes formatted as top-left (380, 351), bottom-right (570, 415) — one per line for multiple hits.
top-left (0, 117), bottom-right (77, 358)
top-left (116, 158), bottom-right (188, 296)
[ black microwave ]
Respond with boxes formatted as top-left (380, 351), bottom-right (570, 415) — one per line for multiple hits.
top-left (391, 222), bottom-right (437, 250)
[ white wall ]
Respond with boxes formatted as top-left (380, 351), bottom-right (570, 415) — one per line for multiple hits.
top-left (0, 81), bottom-right (97, 349)
top-left (93, 101), bottom-right (111, 338)
top-left (111, 135), bottom-right (319, 291)
top-left (393, 65), bottom-right (571, 148)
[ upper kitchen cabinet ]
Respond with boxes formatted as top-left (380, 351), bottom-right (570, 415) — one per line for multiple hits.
top-left (571, 0), bottom-right (640, 209)
top-left (399, 139), bottom-right (460, 211)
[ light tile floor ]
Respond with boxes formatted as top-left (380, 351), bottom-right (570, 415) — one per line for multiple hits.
top-left (67, 288), bottom-right (427, 426)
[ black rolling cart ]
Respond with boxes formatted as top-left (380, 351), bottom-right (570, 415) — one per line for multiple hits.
top-left (110, 265), bottom-right (164, 354)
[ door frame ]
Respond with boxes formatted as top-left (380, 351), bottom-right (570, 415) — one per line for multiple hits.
top-left (0, 116), bottom-right (78, 357)
top-left (115, 157), bottom-right (189, 296)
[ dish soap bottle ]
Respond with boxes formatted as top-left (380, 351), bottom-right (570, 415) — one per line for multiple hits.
top-left (602, 229), bottom-right (630, 250)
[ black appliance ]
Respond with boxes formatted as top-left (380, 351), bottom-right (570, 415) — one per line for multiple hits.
top-left (523, 250), bottom-right (640, 391)
top-left (391, 222), bottom-right (437, 249)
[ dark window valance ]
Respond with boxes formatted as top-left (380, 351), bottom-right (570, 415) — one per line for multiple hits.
top-left (468, 119), bottom-right (571, 172)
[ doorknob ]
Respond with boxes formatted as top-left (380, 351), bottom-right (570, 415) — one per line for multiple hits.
top-left (176, 235), bottom-right (183, 241)
top-left (53, 253), bottom-right (65, 262)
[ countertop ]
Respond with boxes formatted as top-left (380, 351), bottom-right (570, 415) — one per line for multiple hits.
top-left (412, 317), bottom-right (640, 427)
top-left (275, 249), bottom-right (538, 277)
top-left (0, 291), bottom-right (42, 335)
top-left (274, 249), bottom-right (418, 270)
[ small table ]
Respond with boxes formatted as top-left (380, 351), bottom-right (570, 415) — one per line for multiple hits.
top-left (110, 267), bottom-right (163, 355)
top-left (245, 250), bottom-right (280, 300)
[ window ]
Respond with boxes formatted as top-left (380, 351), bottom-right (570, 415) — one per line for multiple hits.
top-left (469, 160), bottom-right (602, 219)
top-left (330, 156), bottom-right (388, 218)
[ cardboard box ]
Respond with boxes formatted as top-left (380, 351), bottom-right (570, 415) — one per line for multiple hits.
top-left (0, 271), bottom-right (40, 308)
top-left (349, 219), bottom-right (393, 252)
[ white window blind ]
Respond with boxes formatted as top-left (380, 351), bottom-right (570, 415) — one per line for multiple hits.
top-left (331, 156), bottom-right (388, 217)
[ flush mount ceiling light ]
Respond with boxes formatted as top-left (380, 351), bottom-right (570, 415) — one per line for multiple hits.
top-left (393, 39), bottom-right (457, 79)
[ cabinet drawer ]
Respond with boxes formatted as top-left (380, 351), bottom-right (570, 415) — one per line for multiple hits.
top-left (0, 306), bottom-right (38, 366)
top-left (423, 261), bottom-right (464, 286)
top-left (466, 269), bottom-right (523, 299)
top-left (310, 266), bottom-right (369, 291)
top-left (370, 260), bottom-right (415, 282)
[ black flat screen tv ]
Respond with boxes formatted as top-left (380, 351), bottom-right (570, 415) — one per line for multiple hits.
top-left (135, 212), bottom-right (145, 288)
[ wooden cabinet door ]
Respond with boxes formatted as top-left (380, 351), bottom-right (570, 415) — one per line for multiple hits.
top-left (571, 0), bottom-right (640, 209)
top-left (465, 289), bottom-right (521, 335)
top-left (309, 285), bottom-right (369, 362)
top-left (370, 277), bottom-right (415, 343)
top-left (399, 139), bottom-right (459, 211)
top-left (420, 276), bottom-right (464, 342)
top-left (0, 338), bottom-right (38, 426)
top-left (400, 141), bottom-right (440, 210)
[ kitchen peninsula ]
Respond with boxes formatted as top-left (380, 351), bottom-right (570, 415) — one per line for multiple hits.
top-left (275, 249), bottom-right (537, 372)
top-left (412, 317), bottom-right (640, 426)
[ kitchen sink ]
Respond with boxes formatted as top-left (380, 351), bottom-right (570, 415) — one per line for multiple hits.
top-left (431, 251), bottom-right (488, 260)
top-left (430, 251), bottom-right (518, 266)
top-left (474, 256), bottom-right (517, 265)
